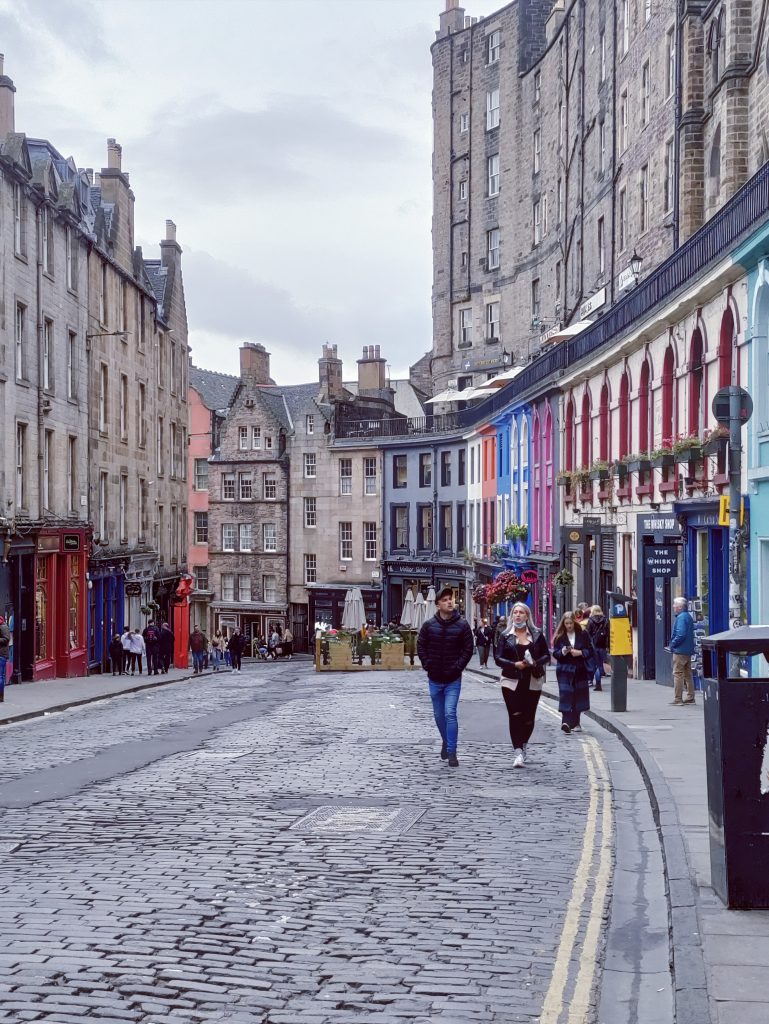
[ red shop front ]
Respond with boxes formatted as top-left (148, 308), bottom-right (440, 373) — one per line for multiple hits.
top-left (34, 529), bottom-right (89, 680)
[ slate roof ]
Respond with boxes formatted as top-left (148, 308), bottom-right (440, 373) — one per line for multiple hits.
top-left (190, 365), bottom-right (240, 412)
top-left (261, 382), bottom-right (327, 426)
top-left (144, 260), bottom-right (168, 317)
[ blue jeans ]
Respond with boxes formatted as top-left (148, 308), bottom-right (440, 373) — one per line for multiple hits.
top-left (594, 648), bottom-right (608, 682)
top-left (428, 679), bottom-right (461, 754)
top-left (192, 651), bottom-right (205, 672)
top-left (0, 654), bottom-right (6, 699)
top-left (212, 648), bottom-right (222, 670)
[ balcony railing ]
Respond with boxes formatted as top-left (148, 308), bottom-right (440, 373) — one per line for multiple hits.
top-left (335, 412), bottom-right (461, 439)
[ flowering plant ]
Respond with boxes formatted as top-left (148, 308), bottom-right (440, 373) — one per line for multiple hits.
top-left (472, 584), bottom-right (489, 604)
top-left (485, 569), bottom-right (529, 605)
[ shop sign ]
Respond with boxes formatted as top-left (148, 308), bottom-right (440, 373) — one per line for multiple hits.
top-left (643, 544), bottom-right (679, 577)
top-left (385, 561), bottom-right (465, 576)
top-left (617, 266), bottom-right (636, 292)
top-left (542, 322), bottom-right (562, 344)
top-left (125, 583), bottom-right (142, 596)
top-left (62, 533), bottom-right (81, 552)
top-left (521, 569), bottom-right (538, 584)
top-left (37, 536), bottom-right (59, 553)
top-left (582, 516), bottom-right (602, 527)
top-left (580, 287), bottom-right (606, 319)
top-left (639, 515), bottom-right (677, 533)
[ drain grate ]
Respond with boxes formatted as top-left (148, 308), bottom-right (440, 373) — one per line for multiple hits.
top-left (290, 804), bottom-right (424, 835)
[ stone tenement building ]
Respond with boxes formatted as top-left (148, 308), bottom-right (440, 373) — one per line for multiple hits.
top-left (428, 0), bottom-right (769, 392)
top-left (0, 57), bottom-right (189, 680)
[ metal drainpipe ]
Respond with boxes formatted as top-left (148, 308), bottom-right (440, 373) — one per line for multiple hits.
top-left (673, 9), bottom-right (684, 250)
top-left (609, 0), bottom-right (618, 305)
top-left (36, 203), bottom-right (45, 518)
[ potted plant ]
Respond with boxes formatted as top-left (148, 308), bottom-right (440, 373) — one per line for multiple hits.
top-left (553, 568), bottom-right (574, 588)
top-left (556, 470), bottom-right (572, 489)
top-left (490, 542), bottom-right (508, 562)
top-left (672, 433), bottom-right (703, 463)
top-left (613, 457), bottom-right (630, 482)
top-left (589, 459), bottom-right (610, 482)
top-left (505, 523), bottom-right (529, 543)
top-left (650, 442), bottom-right (675, 469)
top-left (459, 548), bottom-right (475, 564)
top-left (702, 424), bottom-right (729, 457)
top-left (472, 583), bottom-right (489, 605)
top-left (486, 569), bottom-right (529, 606)
top-left (574, 468), bottom-right (591, 491)
top-left (626, 451), bottom-right (652, 474)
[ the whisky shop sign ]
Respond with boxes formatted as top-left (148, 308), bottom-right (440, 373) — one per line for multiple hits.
top-left (385, 561), bottom-right (467, 576)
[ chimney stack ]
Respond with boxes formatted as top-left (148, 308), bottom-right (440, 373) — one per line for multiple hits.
top-left (107, 138), bottom-right (122, 170)
top-left (438, 0), bottom-right (465, 37)
top-left (318, 343), bottom-right (344, 402)
top-left (240, 342), bottom-right (272, 385)
top-left (0, 54), bottom-right (16, 136)
top-left (165, 219), bottom-right (177, 242)
top-left (357, 344), bottom-right (387, 393)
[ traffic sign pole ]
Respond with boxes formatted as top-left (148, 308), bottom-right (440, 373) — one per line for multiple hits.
top-left (713, 384), bottom-right (751, 638)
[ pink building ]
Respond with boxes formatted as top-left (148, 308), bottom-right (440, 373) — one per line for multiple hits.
top-left (187, 366), bottom-right (239, 633)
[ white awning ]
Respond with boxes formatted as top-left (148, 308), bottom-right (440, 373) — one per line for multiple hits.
top-left (477, 365), bottom-right (524, 389)
top-left (542, 320), bottom-right (593, 345)
top-left (425, 388), bottom-right (462, 404)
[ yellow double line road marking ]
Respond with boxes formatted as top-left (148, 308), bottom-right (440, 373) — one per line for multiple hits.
top-left (538, 705), bottom-right (614, 1024)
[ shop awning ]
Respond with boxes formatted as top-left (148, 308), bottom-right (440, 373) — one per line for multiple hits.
top-left (542, 320), bottom-right (593, 345)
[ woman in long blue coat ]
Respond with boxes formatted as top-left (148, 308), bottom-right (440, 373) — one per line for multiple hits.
top-left (552, 611), bottom-right (594, 733)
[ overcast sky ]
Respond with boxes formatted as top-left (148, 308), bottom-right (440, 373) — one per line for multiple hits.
top-left (0, 0), bottom-right (496, 385)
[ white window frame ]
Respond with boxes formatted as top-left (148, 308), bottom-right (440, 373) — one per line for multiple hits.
top-left (15, 303), bottom-right (25, 381)
top-left (304, 453), bottom-right (316, 478)
top-left (364, 522), bottom-right (377, 561)
top-left (263, 574), bottom-right (277, 604)
top-left (119, 473), bottom-right (127, 544)
top-left (619, 187), bottom-right (627, 252)
top-left (641, 61), bottom-right (650, 126)
top-left (194, 458), bottom-right (209, 491)
top-left (460, 307), bottom-right (473, 346)
top-left (262, 522), bottom-right (276, 552)
top-left (599, 122), bottom-right (606, 175)
top-left (221, 573), bottom-right (235, 602)
top-left (120, 373), bottom-right (128, 442)
top-left (486, 88), bottom-right (500, 130)
top-left (304, 553), bottom-right (317, 584)
top-left (531, 279), bottom-right (540, 323)
top-left (239, 425), bottom-right (248, 450)
top-left (534, 70), bottom-right (541, 102)
top-left (339, 458), bottom-right (353, 495)
top-left (252, 425), bottom-right (261, 449)
top-left (487, 228), bottom-right (500, 270)
top-left (239, 472), bottom-right (253, 500)
top-left (459, 112), bottom-right (469, 133)
top-left (600, 31), bottom-right (606, 80)
top-left (622, 0), bottom-right (630, 54)
top-left (67, 436), bottom-right (76, 514)
top-left (263, 475), bottom-right (277, 499)
top-left (99, 363), bottom-right (108, 434)
top-left (15, 423), bottom-right (26, 508)
top-left (138, 383), bottom-right (146, 448)
top-left (364, 457), bottom-right (377, 495)
top-left (598, 216), bottom-right (605, 274)
top-left (194, 511), bottom-right (208, 545)
top-left (239, 523), bottom-right (253, 552)
top-left (620, 90), bottom-right (628, 152)
top-left (304, 496), bottom-right (317, 527)
top-left (488, 154), bottom-right (500, 196)
top-left (459, 178), bottom-right (467, 201)
top-left (265, 434), bottom-right (274, 450)
top-left (487, 28), bottom-right (500, 64)
top-left (533, 131), bottom-right (540, 174)
top-left (238, 575), bottom-right (251, 603)
top-left (533, 200), bottom-right (542, 246)
top-left (486, 301), bottom-right (500, 341)
top-left (43, 429), bottom-right (53, 510)
top-left (305, 414), bottom-right (314, 434)
top-left (665, 137), bottom-right (675, 213)
top-left (222, 524), bottom-right (237, 552)
top-left (222, 472), bottom-right (236, 501)
top-left (13, 182), bottom-right (25, 256)
top-left (666, 28), bottom-right (675, 99)
top-left (339, 521), bottom-right (353, 561)
top-left (640, 164), bottom-right (649, 233)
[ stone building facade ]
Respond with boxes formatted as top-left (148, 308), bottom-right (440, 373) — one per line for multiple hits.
top-left (429, 0), bottom-right (769, 394)
top-left (86, 139), bottom-right (190, 669)
top-left (0, 63), bottom-right (91, 681)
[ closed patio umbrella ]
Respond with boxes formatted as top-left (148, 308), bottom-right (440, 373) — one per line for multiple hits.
top-left (424, 586), bottom-right (437, 620)
top-left (412, 592), bottom-right (427, 630)
top-left (341, 589), bottom-right (356, 630)
top-left (400, 589), bottom-right (415, 628)
top-left (350, 587), bottom-right (367, 632)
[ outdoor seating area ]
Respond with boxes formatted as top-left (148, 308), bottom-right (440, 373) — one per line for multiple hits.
top-left (313, 585), bottom-right (435, 672)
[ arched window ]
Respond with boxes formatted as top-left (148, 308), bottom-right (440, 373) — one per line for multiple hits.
top-left (662, 346), bottom-right (674, 442)
top-left (581, 388), bottom-right (592, 467)
top-left (719, 307), bottom-right (734, 388)
top-left (532, 410), bottom-right (541, 548)
top-left (564, 397), bottom-right (575, 471)
top-left (599, 383), bottom-right (610, 461)
top-left (544, 403), bottom-right (553, 550)
top-left (688, 330), bottom-right (704, 436)
top-left (638, 360), bottom-right (650, 453)
top-left (618, 371), bottom-right (630, 458)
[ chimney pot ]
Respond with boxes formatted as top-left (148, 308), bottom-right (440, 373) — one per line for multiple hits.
top-left (375, 345), bottom-right (381, 358)
top-left (165, 219), bottom-right (177, 242)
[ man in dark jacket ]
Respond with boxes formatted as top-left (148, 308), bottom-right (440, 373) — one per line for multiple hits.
top-left (158, 622), bottom-right (175, 674)
top-left (417, 587), bottom-right (474, 767)
top-left (143, 620), bottom-right (161, 676)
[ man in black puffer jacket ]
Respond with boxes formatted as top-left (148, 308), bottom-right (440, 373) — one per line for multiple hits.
top-left (417, 587), bottom-right (474, 768)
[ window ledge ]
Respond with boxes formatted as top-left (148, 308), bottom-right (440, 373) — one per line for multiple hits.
top-left (636, 483), bottom-right (654, 497)
top-left (616, 485), bottom-right (632, 499)
top-left (713, 472), bottom-right (729, 487)
top-left (659, 481), bottom-right (677, 494)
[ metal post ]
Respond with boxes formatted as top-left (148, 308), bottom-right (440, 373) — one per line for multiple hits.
top-left (611, 652), bottom-right (627, 712)
top-left (728, 387), bottom-right (743, 632)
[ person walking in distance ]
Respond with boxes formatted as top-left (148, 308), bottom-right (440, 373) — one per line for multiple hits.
top-left (158, 621), bottom-right (174, 674)
top-left (143, 620), bottom-right (161, 676)
top-left (127, 628), bottom-right (145, 675)
top-left (189, 625), bottom-right (208, 675)
top-left (553, 611), bottom-right (594, 734)
top-left (228, 628), bottom-right (245, 673)
top-left (474, 617), bottom-right (494, 669)
top-left (0, 615), bottom-right (11, 701)
top-left (121, 627), bottom-right (134, 674)
top-left (211, 630), bottom-right (225, 672)
top-left (669, 597), bottom-right (696, 705)
top-left (109, 634), bottom-right (124, 676)
top-left (586, 604), bottom-right (609, 692)
top-left (282, 626), bottom-right (293, 661)
top-left (416, 586), bottom-right (474, 768)
top-left (493, 603), bottom-right (551, 768)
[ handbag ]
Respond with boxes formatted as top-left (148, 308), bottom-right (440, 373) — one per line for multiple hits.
top-left (531, 662), bottom-right (545, 679)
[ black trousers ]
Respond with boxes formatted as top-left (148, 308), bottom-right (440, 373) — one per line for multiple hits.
top-left (230, 651), bottom-right (242, 670)
top-left (502, 680), bottom-right (541, 749)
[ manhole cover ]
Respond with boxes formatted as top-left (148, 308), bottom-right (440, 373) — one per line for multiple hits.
top-left (290, 805), bottom-right (424, 835)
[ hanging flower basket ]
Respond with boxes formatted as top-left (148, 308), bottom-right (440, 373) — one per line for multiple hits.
top-left (485, 569), bottom-right (529, 606)
top-left (553, 569), bottom-right (574, 588)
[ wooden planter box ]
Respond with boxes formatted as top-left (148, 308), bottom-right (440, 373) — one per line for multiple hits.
top-left (627, 459), bottom-right (652, 474)
top-left (703, 436), bottom-right (728, 458)
top-left (651, 453), bottom-right (675, 469)
top-left (379, 642), bottom-right (406, 669)
top-left (315, 638), bottom-right (410, 672)
top-left (589, 469), bottom-right (610, 482)
top-left (674, 446), bottom-right (703, 464)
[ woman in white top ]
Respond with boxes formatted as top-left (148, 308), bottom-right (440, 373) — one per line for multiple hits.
top-left (493, 602), bottom-right (551, 768)
top-left (127, 629), bottom-right (146, 675)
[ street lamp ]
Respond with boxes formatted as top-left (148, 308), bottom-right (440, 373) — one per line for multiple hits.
top-left (85, 331), bottom-right (130, 348)
top-left (501, 348), bottom-right (511, 368)
top-left (630, 250), bottom-right (643, 284)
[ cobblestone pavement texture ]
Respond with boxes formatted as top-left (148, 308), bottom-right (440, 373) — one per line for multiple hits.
top-left (0, 664), bottom-right (602, 1022)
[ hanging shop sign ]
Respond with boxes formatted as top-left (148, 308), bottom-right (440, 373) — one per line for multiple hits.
top-left (642, 545), bottom-right (679, 577)
top-left (62, 534), bottom-right (81, 552)
top-left (580, 287), bottom-right (606, 319)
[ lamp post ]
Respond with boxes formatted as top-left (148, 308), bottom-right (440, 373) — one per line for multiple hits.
top-left (630, 250), bottom-right (643, 284)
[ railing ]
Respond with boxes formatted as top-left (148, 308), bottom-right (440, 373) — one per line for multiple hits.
top-left (335, 412), bottom-right (461, 439)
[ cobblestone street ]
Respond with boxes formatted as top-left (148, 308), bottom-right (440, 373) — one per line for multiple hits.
top-left (0, 665), bottom-right (612, 1023)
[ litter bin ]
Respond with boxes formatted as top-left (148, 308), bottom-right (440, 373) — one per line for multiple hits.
top-left (700, 625), bottom-right (769, 909)
top-left (607, 591), bottom-right (633, 712)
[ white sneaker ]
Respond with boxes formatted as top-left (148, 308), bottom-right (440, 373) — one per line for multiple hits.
top-left (513, 749), bottom-right (525, 768)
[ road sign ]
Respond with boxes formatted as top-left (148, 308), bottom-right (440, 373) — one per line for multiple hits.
top-left (712, 386), bottom-right (753, 425)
